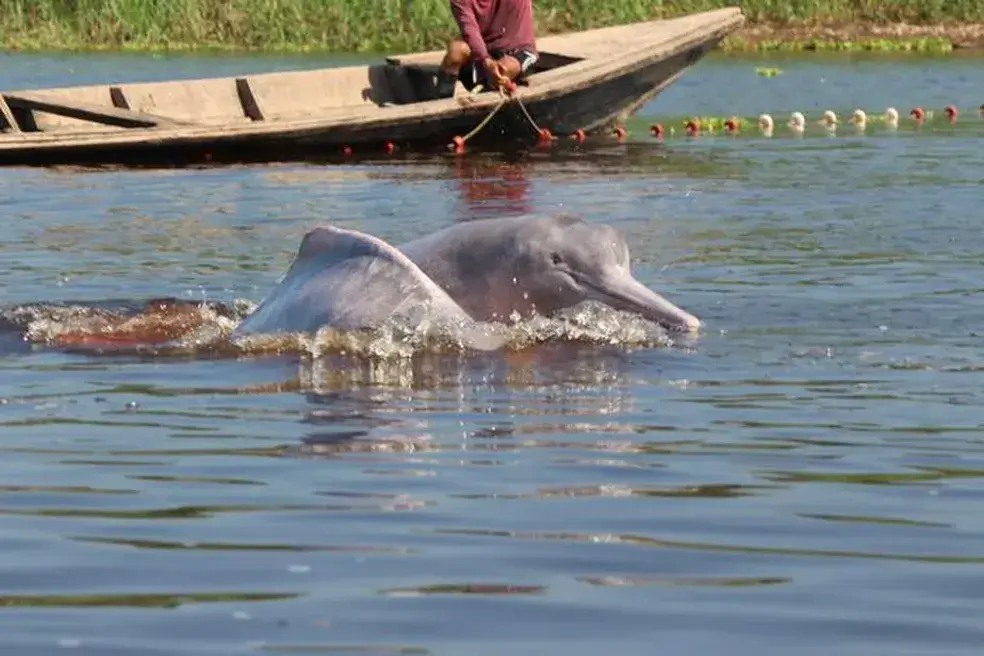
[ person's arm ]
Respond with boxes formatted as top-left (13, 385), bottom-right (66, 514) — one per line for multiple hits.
top-left (449, 0), bottom-right (489, 62)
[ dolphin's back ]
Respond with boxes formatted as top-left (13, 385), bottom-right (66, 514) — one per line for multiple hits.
top-left (233, 225), bottom-right (474, 337)
top-left (397, 214), bottom-right (584, 321)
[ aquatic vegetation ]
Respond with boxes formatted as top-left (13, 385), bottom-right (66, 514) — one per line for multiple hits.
top-left (684, 116), bottom-right (737, 133)
top-left (0, 0), bottom-right (982, 53)
top-left (754, 67), bottom-right (783, 76)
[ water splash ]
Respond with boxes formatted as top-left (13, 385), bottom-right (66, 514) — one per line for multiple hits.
top-left (1, 297), bottom-right (677, 360)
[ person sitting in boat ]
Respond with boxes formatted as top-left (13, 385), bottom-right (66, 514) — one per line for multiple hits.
top-left (431, 0), bottom-right (538, 99)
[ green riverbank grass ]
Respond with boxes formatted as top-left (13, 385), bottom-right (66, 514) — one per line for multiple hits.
top-left (2, 0), bottom-right (983, 54)
top-left (727, 36), bottom-right (955, 54)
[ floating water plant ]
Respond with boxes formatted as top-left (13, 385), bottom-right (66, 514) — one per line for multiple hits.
top-left (755, 67), bottom-right (783, 77)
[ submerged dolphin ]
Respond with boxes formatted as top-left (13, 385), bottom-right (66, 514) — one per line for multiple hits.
top-left (233, 214), bottom-right (701, 345)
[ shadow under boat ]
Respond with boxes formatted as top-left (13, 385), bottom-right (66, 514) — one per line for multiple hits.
top-left (0, 8), bottom-right (744, 168)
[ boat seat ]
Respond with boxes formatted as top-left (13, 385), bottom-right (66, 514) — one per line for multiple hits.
top-left (389, 63), bottom-right (440, 104)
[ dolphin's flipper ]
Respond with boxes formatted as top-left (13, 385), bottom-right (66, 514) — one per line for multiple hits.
top-left (232, 225), bottom-right (481, 339)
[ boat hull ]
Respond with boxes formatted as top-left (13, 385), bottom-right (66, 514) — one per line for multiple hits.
top-left (0, 9), bottom-right (743, 167)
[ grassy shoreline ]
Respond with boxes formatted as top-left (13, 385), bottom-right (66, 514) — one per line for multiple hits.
top-left (727, 21), bottom-right (984, 53)
top-left (3, 1), bottom-right (984, 55)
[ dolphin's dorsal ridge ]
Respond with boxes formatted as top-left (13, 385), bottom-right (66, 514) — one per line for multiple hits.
top-left (297, 225), bottom-right (399, 264)
top-left (233, 225), bottom-right (478, 339)
top-left (547, 213), bottom-right (586, 228)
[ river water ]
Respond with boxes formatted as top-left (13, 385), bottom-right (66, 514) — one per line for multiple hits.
top-left (1, 51), bottom-right (983, 655)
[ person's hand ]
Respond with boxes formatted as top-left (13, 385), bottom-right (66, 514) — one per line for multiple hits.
top-left (483, 57), bottom-right (506, 88)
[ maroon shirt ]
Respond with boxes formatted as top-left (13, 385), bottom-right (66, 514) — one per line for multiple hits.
top-left (450, 0), bottom-right (536, 62)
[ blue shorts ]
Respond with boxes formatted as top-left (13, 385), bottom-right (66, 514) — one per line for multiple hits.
top-left (459, 47), bottom-right (539, 91)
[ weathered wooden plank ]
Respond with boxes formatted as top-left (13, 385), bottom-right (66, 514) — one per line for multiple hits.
top-left (109, 86), bottom-right (131, 109)
top-left (3, 93), bottom-right (182, 129)
top-left (0, 96), bottom-right (21, 133)
top-left (235, 77), bottom-right (264, 121)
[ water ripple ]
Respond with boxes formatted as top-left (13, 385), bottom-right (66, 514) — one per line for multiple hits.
top-left (1, 53), bottom-right (984, 655)
top-left (0, 591), bottom-right (300, 608)
top-left (430, 529), bottom-right (983, 564)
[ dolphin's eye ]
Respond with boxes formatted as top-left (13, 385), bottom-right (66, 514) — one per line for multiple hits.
top-left (550, 252), bottom-right (563, 265)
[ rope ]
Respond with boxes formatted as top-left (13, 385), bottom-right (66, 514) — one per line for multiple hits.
top-left (457, 95), bottom-right (509, 144)
top-left (512, 94), bottom-right (546, 136)
top-left (451, 83), bottom-right (553, 151)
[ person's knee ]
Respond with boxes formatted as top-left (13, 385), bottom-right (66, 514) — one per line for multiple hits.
top-left (496, 55), bottom-right (522, 80)
top-left (445, 39), bottom-right (471, 66)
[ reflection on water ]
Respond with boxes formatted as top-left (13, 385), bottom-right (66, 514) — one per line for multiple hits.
top-left (450, 157), bottom-right (533, 221)
top-left (1, 53), bottom-right (984, 656)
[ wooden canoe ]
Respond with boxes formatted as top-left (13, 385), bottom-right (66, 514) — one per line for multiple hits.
top-left (0, 7), bottom-right (743, 167)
